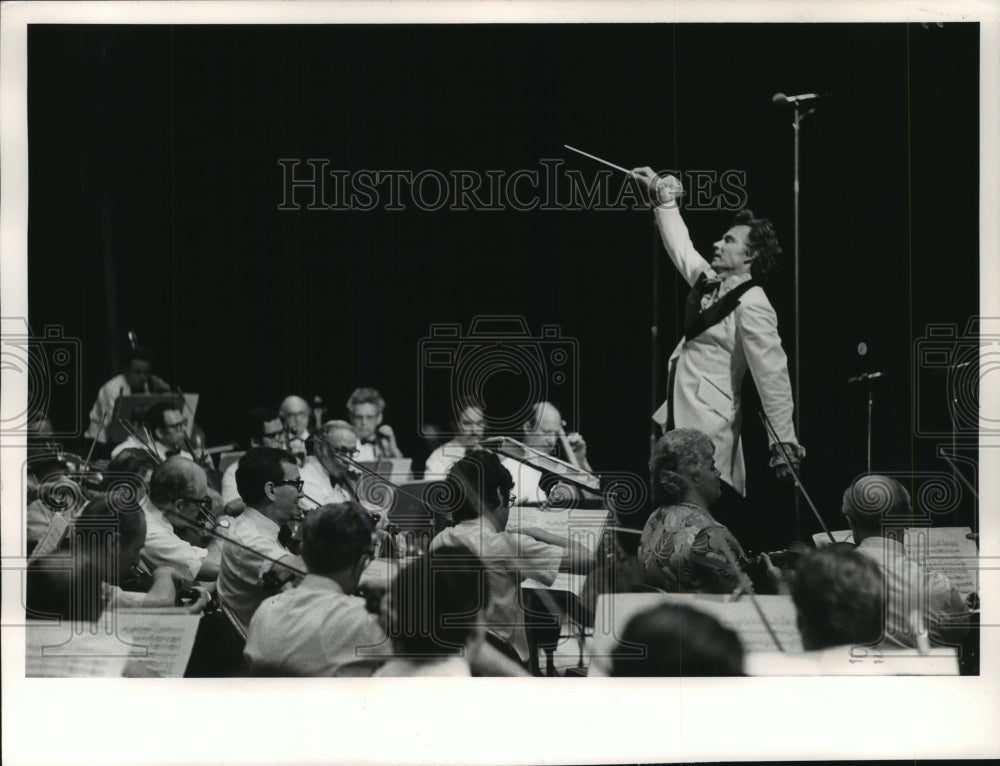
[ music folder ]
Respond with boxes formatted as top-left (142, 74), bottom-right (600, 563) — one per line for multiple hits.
top-left (480, 436), bottom-right (602, 494)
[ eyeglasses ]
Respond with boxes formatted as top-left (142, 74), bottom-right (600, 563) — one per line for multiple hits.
top-left (333, 446), bottom-right (359, 457)
top-left (163, 419), bottom-right (188, 431)
top-left (261, 430), bottom-right (285, 441)
top-left (272, 478), bottom-right (304, 492)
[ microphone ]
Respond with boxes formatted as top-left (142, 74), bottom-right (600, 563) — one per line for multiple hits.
top-left (772, 91), bottom-right (830, 106)
top-left (848, 371), bottom-right (885, 384)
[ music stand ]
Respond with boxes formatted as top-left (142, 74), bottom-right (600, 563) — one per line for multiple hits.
top-left (107, 393), bottom-right (183, 444)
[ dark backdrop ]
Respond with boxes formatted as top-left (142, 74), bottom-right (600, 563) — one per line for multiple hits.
top-left (27, 22), bottom-right (980, 541)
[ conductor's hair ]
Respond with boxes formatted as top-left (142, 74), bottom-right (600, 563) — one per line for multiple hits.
top-left (649, 428), bottom-right (715, 506)
top-left (734, 208), bottom-right (782, 283)
top-left (346, 387), bottom-right (386, 414)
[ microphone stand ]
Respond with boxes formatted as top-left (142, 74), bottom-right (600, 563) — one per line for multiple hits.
top-left (789, 100), bottom-right (817, 541)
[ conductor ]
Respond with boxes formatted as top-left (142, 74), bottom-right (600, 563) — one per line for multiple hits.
top-left (632, 168), bottom-right (804, 530)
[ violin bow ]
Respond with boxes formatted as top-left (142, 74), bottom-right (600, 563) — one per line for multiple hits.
top-left (118, 418), bottom-right (163, 465)
top-left (757, 410), bottom-right (836, 545)
top-left (717, 537), bottom-right (785, 652)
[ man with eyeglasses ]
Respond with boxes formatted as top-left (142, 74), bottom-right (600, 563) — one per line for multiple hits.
top-left (111, 401), bottom-right (194, 461)
top-left (502, 401), bottom-right (592, 506)
top-left (218, 446), bottom-right (308, 633)
top-left (299, 420), bottom-right (359, 509)
top-left (140, 456), bottom-right (228, 587)
top-left (279, 394), bottom-right (312, 443)
top-left (346, 387), bottom-right (404, 461)
top-left (221, 407), bottom-right (288, 516)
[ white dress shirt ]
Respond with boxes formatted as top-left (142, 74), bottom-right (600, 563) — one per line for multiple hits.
top-left (298, 456), bottom-right (353, 509)
top-left (217, 507), bottom-right (301, 632)
top-left (430, 517), bottom-right (562, 662)
top-left (244, 574), bottom-right (387, 676)
top-left (139, 496), bottom-right (208, 586)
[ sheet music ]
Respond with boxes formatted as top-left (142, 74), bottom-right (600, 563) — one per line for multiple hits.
top-left (903, 526), bottom-right (978, 599)
top-left (811, 527), bottom-right (978, 598)
top-left (115, 612), bottom-right (202, 677)
top-left (522, 572), bottom-right (587, 597)
top-left (360, 558), bottom-right (400, 590)
top-left (26, 621), bottom-right (135, 677)
top-left (745, 646), bottom-right (959, 676)
top-left (590, 593), bottom-right (804, 667)
top-left (506, 506), bottom-right (609, 553)
top-left (812, 529), bottom-right (855, 547)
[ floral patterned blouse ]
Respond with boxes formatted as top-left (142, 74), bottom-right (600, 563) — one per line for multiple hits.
top-left (637, 503), bottom-right (749, 593)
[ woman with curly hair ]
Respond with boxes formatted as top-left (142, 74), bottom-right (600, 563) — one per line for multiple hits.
top-left (638, 428), bottom-right (751, 593)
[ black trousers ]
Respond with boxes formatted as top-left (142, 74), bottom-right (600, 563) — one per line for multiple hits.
top-left (709, 481), bottom-right (769, 556)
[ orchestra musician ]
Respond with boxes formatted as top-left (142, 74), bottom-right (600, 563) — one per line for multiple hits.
top-left (501, 401), bottom-right (591, 506)
top-left (243, 502), bottom-right (386, 676)
top-left (279, 394), bottom-right (312, 443)
top-left (221, 407), bottom-right (287, 516)
top-left (423, 403), bottom-right (486, 480)
top-left (300, 420), bottom-right (360, 508)
top-left (637, 429), bottom-right (751, 594)
top-left (217, 446), bottom-right (307, 633)
top-left (347, 387), bottom-right (404, 460)
top-left (111, 402), bottom-right (194, 461)
top-left (85, 345), bottom-right (171, 449)
top-left (429, 451), bottom-right (593, 666)
top-left (142, 456), bottom-right (228, 586)
top-left (631, 168), bottom-right (803, 548)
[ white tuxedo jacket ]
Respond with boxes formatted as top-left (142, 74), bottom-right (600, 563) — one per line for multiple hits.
top-left (651, 204), bottom-right (799, 495)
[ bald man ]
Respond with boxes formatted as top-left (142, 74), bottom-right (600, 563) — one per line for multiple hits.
top-left (299, 420), bottom-right (358, 509)
top-left (502, 402), bottom-right (592, 505)
top-left (141, 456), bottom-right (230, 585)
top-left (841, 475), bottom-right (969, 649)
top-left (279, 395), bottom-right (312, 443)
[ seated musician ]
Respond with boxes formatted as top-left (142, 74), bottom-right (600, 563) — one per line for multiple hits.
top-left (27, 494), bottom-right (180, 620)
top-left (111, 401), bottom-right (194, 461)
top-left (243, 501), bottom-right (385, 676)
top-left (279, 394), bottom-right (312, 443)
top-left (501, 401), bottom-right (592, 505)
top-left (841, 474), bottom-right (970, 649)
top-left (637, 428), bottom-right (751, 594)
top-left (429, 451), bottom-right (593, 665)
top-left (347, 386), bottom-right (404, 461)
top-left (791, 546), bottom-right (885, 651)
top-left (218, 446), bottom-right (307, 633)
top-left (423, 403), bottom-right (486, 480)
top-left (85, 344), bottom-right (171, 450)
top-left (375, 545), bottom-right (489, 677)
top-left (299, 420), bottom-right (359, 508)
top-left (142, 456), bottom-right (227, 586)
top-left (608, 603), bottom-right (745, 676)
top-left (221, 407), bottom-right (287, 516)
